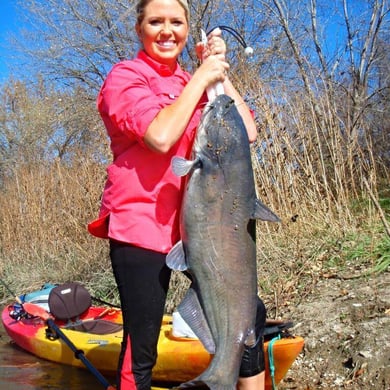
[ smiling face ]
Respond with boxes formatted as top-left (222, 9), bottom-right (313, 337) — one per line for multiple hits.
top-left (135, 0), bottom-right (189, 70)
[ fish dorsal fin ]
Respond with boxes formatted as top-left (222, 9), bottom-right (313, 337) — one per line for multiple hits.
top-left (178, 286), bottom-right (216, 354)
top-left (171, 156), bottom-right (199, 177)
top-left (252, 199), bottom-right (281, 222)
top-left (166, 240), bottom-right (188, 271)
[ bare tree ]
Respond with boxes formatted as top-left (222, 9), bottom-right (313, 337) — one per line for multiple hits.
top-left (12, 0), bottom-right (141, 92)
top-left (2, 0), bottom-right (389, 211)
top-left (0, 79), bottom-right (104, 183)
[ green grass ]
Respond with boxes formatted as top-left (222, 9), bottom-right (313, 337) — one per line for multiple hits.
top-left (371, 237), bottom-right (390, 273)
top-left (324, 231), bottom-right (389, 275)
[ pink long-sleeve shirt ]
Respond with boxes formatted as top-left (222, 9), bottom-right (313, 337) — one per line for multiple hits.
top-left (88, 51), bottom-right (207, 253)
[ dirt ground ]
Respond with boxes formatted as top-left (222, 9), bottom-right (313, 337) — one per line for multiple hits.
top-left (276, 271), bottom-right (389, 389)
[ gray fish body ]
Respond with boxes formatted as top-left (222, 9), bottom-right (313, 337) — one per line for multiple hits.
top-left (168, 94), bottom-right (280, 389)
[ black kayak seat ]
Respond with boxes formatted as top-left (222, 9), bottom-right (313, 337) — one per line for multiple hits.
top-left (48, 282), bottom-right (122, 335)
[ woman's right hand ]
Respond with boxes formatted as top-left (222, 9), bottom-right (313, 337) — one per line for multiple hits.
top-left (194, 54), bottom-right (230, 91)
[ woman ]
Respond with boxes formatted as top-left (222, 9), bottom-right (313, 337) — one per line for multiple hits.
top-left (88, 0), bottom-right (266, 389)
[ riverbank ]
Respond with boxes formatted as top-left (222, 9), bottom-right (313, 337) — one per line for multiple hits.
top-left (277, 270), bottom-right (389, 389)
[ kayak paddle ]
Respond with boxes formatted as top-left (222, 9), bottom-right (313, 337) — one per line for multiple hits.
top-left (21, 303), bottom-right (116, 390)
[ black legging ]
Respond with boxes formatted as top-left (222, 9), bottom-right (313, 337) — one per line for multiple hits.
top-left (110, 240), bottom-right (171, 390)
top-left (239, 296), bottom-right (266, 377)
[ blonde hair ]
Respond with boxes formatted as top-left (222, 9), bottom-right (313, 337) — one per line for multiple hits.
top-left (136, 0), bottom-right (190, 24)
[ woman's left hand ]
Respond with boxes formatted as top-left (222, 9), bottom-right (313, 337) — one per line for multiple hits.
top-left (196, 28), bottom-right (227, 61)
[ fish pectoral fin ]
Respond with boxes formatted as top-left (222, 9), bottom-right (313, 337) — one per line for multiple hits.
top-left (166, 241), bottom-right (188, 271)
top-left (252, 199), bottom-right (281, 222)
top-left (244, 328), bottom-right (257, 348)
top-left (171, 156), bottom-right (198, 177)
top-left (178, 287), bottom-right (216, 354)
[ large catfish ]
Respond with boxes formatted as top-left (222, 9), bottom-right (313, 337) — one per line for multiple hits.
top-left (167, 94), bottom-right (280, 389)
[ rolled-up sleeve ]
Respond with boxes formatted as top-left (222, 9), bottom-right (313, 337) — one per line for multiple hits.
top-left (97, 61), bottom-right (166, 146)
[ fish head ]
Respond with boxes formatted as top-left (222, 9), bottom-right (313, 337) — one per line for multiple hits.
top-left (194, 94), bottom-right (249, 167)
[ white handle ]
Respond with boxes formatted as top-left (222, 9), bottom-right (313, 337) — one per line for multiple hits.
top-left (201, 29), bottom-right (224, 102)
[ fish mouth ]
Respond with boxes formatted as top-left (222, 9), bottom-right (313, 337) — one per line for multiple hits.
top-left (202, 95), bottom-right (235, 126)
top-left (208, 94), bottom-right (234, 111)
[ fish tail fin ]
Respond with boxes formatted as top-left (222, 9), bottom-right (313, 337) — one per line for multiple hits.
top-left (179, 379), bottom-right (235, 390)
top-left (178, 379), bottom-right (209, 389)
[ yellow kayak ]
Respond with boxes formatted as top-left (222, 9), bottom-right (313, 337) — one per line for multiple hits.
top-left (2, 304), bottom-right (303, 389)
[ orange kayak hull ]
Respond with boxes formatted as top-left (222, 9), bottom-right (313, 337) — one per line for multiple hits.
top-left (2, 306), bottom-right (303, 388)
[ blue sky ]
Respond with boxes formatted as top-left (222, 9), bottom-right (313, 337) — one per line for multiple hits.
top-left (0, 1), bottom-right (378, 86)
top-left (0, 1), bottom-right (345, 85)
top-left (0, 1), bottom-right (19, 82)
